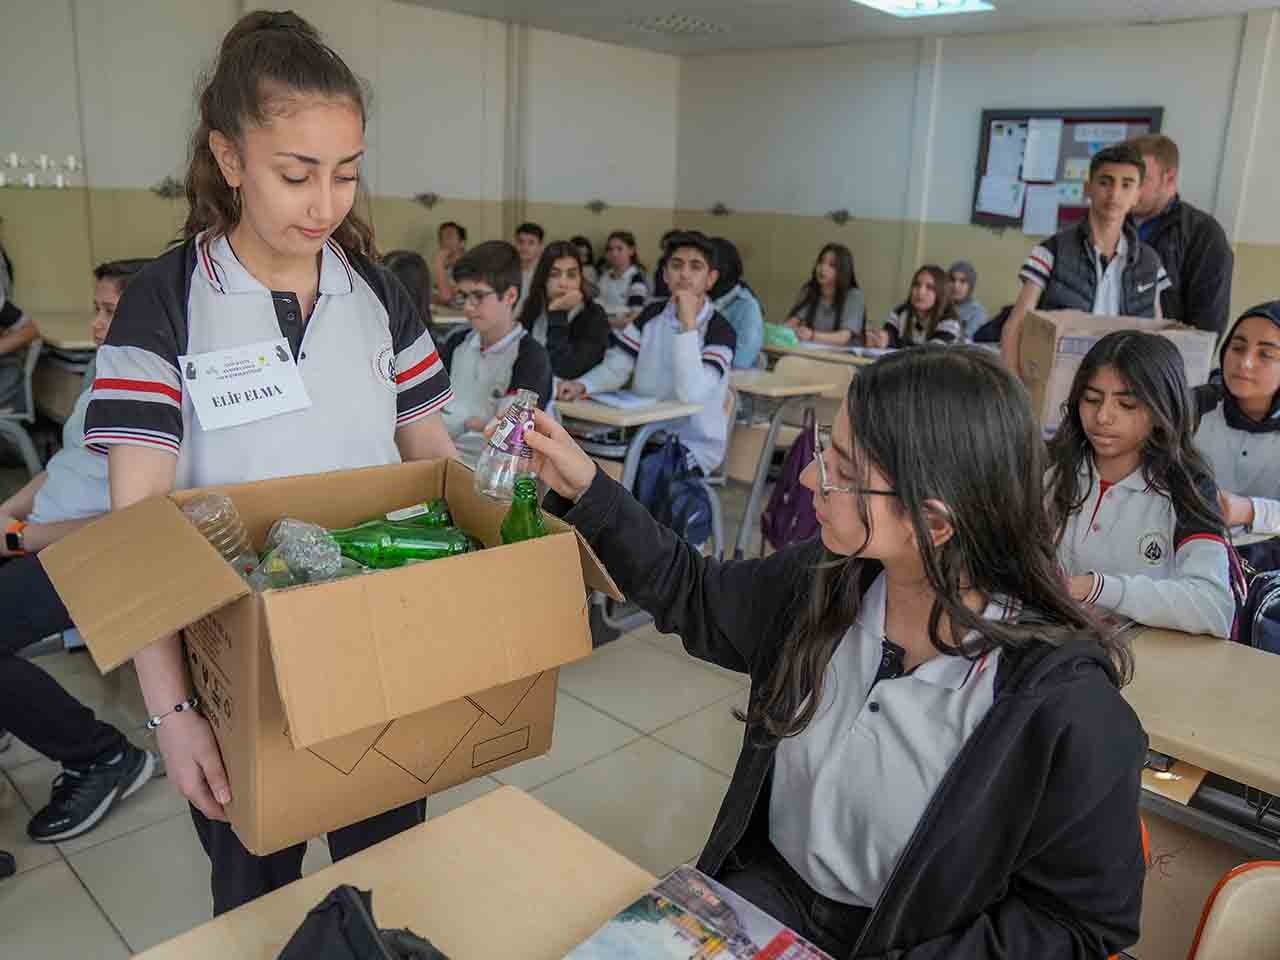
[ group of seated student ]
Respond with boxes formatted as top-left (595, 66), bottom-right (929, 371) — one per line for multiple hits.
top-left (868, 265), bottom-right (962, 348)
top-left (0, 258), bottom-right (160, 845)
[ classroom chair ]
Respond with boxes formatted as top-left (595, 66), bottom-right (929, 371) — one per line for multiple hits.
top-left (0, 338), bottom-right (46, 477)
top-left (702, 385), bottom-right (738, 562)
top-left (1184, 860), bottom-right (1280, 960)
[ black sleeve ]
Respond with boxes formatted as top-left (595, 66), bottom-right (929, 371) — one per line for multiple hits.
top-left (545, 302), bottom-right (611, 381)
top-left (510, 336), bottom-right (553, 410)
top-left (701, 312), bottom-right (737, 377)
top-left (545, 468), bottom-right (823, 675)
top-left (883, 310), bottom-right (904, 348)
top-left (1181, 216), bottom-right (1235, 334)
top-left (438, 325), bottom-right (464, 373)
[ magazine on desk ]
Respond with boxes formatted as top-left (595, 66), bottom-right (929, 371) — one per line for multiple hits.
top-left (564, 865), bottom-right (834, 959)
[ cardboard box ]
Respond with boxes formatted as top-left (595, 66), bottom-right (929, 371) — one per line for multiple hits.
top-left (1020, 310), bottom-right (1217, 434)
top-left (41, 460), bottom-right (620, 855)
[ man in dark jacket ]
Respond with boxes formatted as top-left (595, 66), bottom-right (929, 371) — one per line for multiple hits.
top-left (1130, 134), bottom-right (1234, 334)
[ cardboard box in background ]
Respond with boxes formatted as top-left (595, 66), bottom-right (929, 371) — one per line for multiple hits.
top-left (41, 459), bottom-right (621, 855)
top-left (1020, 311), bottom-right (1217, 434)
top-left (1132, 812), bottom-right (1248, 959)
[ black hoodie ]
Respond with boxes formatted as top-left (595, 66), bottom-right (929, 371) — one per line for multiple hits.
top-left (549, 471), bottom-right (1147, 960)
top-left (1196, 301), bottom-right (1280, 434)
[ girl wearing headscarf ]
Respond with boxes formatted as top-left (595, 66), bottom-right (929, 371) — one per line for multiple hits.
top-left (948, 261), bottom-right (988, 341)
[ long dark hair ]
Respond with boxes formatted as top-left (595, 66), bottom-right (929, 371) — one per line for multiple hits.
top-left (382, 250), bottom-right (434, 334)
top-left (182, 10), bottom-right (376, 257)
top-left (790, 243), bottom-right (858, 329)
top-left (517, 241), bottom-right (592, 330)
top-left (895, 265), bottom-right (957, 340)
top-left (1047, 331), bottom-right (1223, 543)
top-left (744, 347), bottom-right (1126, 740)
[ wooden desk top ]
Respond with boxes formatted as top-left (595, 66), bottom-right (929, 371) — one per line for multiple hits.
top-left (764, 343), bottom-right (877, 367)
top-left (27, 312), bottom-right (97, 351)
top-left (731, 369), bottom-right (841, 398)
top-left (137, 787), bottom-right (655, 959)
top-left (558, 398), bottom-right (703, 428)
top-left (1124, 629), bottom-right (1280, 795)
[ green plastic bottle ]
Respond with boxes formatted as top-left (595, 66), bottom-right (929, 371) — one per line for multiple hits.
top-left (500, 477), bottom-right (547, 544)
top-left (328, 521), bottom-right (475, 569)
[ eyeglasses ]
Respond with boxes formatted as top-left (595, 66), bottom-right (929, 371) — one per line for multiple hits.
top-left (459, 288), bottom-right (497, 307)
top-left (812, 422), bottom-right (897, 500)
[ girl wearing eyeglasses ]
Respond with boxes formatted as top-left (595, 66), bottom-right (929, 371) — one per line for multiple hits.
top-left (518, 345), bottom-right (1145, 960)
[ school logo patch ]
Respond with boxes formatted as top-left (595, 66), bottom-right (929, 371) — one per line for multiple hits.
top-left (1139, 531), bottom-right (1169, 566)
top-left (372, 343), bottom-right (397, 391)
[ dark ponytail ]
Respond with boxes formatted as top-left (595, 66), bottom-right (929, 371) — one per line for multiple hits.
top-left (183, 9), bottom-right (376, 256)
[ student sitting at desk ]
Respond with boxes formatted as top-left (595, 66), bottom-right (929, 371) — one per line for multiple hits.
top-left (1196, 301), bottom-right (1280, 571)
top-left (525, 346), bottom-right (1147, 960)
top-left (710, 237), bottom-right (764, 369)
top-left (440, 241), bottom-right (552, 447)
top-left (383, 249), bottom-right (437, 336)
top-left (785, 243), bottom-right (866, 347)
top-left (948, 261), bottom-right (988, 341)
top-left (556, 231), bottom-right (736, 475)
top-left (1048, 331), bottom-right (1236, 639)
top-left (867, 265), bottom-right (960, 348)
top-left (598, 230), bottom-right (649, 330)
top-left (0, 258), bottom-right (160, 845)
top-left (517, 241), bottom-right (610, 382)
top-left (0, 235), bottom-right (40, 412)
top-left (430, 220), bottom-right (466, 307)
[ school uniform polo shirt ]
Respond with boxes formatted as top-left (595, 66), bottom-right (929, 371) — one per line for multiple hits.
top-left (597, 265), bottom-right (648, 311)
top-left (28, 359), bottom-right (109, 524)
top-left (770, 573), bottom-right (1004, 908)
top-left (84, 233), bottom-right (452, 490)
top-left (1055, 461), bottom-right (1235, 638)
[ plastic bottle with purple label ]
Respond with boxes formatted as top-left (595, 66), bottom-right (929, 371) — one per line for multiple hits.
top-left (473, 388), bottom-right (539, 502)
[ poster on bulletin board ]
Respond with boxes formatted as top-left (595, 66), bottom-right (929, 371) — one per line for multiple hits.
top-left (970, 106), bottom-right (1163, 235)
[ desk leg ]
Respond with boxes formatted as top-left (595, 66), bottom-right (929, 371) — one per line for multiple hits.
top-left (620, 422), bottom-right (670, 492)
top-left (733, 397), bottom-right (803, 560)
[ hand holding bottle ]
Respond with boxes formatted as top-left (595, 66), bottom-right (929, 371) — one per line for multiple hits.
top-left (518, 410), bottom-right (598, 503)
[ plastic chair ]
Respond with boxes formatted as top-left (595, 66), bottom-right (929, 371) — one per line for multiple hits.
top-left (1185, 861), bottom-right (1280, 960)
top-left (700, 386), bottom-right (737, 561)
top-left (0, 337), bottom-right (46, 477)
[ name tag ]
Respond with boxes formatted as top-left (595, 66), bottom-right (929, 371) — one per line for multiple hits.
top-left (180, 338), bottom-right (311, 431)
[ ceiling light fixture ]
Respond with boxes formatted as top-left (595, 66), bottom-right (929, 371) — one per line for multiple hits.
top-left (628, 14), bottom-right (728, 37)
top-left (849, 0), bottom-right (994, 18)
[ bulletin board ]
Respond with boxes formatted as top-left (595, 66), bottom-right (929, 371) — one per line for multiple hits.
top-left (969, 107), bottom-right (1163, 235)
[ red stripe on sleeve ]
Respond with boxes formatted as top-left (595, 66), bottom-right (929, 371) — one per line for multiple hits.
top-left (94, 378), bottom-right (182, 404)
top-left (394, 350), bottom-right (440, 385)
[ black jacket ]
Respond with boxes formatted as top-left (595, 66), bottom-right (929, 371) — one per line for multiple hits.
top-left (523, 301), bottom-right (611, 382)
top-left (549, 471), bottom-right (1147, 960)
top-left (1137, 196), bottom-right (1234, 334)
top-left (1037, 220), bottom-right (1163, 318)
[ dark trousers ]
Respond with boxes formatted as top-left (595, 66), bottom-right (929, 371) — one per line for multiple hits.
top-left (0, 555), bottom-right (126, 765)
top-left (718, 840), bottom-right (871, 959)
top-left (191, 799), bottom-right (426, 916)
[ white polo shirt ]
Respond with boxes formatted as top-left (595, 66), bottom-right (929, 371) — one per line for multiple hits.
top-left (770, 573), bottom-right (1004, 908)
top-left (85, 233), bottom-right (453, 489)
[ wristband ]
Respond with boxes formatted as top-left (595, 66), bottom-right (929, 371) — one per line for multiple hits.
top-left (146, 695), bottom-right (201, 730)
top-left (5, 520), bottom-right (26, 555)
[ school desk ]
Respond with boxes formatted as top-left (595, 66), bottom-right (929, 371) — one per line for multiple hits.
top-left (1124, 627), bottom-right (1280, 858)
top-left (27, 312), bottom-right (97, 351)
top-left (135, 787), bottom-right (656, 960)
top-left (557, 398), bottom-right (703, 492)
top-left (728, 368), bottom-right (841, 560)
top-left (763, 342), bottom-right (877, 367)
top-left (33, 355), bottom-right (86, 423)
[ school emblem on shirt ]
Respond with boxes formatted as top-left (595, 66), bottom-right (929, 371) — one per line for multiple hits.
top-left (372, 343), bottom-right (397, 390)
top-left (1138, 532), bottom-right (1169, 566)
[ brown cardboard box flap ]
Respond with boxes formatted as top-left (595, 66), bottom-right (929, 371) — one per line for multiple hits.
top-left (260, 533), bottom-right (592, 749)
top-left (40, 495), bottom-right (250, 672)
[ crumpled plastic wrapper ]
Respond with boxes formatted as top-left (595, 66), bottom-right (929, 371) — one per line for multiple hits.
top-left (249, 518), bottom-right (353, 591)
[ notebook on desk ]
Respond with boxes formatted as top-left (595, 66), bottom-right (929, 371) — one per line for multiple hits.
top-left (589, 390), bottom-right (661, 411)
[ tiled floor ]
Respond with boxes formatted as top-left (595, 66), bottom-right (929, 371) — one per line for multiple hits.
top-left (0, 479), bottom-right (778, 956)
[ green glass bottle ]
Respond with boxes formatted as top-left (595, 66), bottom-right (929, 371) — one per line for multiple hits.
top-left (328, 521), bottom-right (475, 569)
top-left (384, 496), bottom-right (453, 528)
top-left (500, 477), bottom-right (547, 544)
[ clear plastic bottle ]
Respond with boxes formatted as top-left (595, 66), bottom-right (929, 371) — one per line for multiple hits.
top-left (182, 493), bottom-right (259, 577)
top-left (474, 389), bottom-right (539, 502)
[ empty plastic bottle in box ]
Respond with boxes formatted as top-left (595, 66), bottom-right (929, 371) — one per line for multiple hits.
top-left (181, 493), bottom-right (259, 577)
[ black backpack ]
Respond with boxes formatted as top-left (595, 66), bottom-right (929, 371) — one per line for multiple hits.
top-left (277, 886), bottom-right (448, 960)
top-left (1235, 540), bottom-right (1280, 655)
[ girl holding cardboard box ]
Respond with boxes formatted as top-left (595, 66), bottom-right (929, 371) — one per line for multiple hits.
top-left (83, 10), bottom-right (457, 914)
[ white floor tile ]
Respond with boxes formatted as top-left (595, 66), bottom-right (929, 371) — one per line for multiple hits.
top-left (69, 812), bottom-right (214, 954)
top-left (651, 691), bottom-right (749, 777)
top-left (0, 771), bottom-right (61, 876)
top-left (0, 860), bottom-right (129, 959)
top-left (532, 738), bottom-right (728, 877)
top-left (558, 634), bottom-right (741, 733)
top-left (491, 692), bottom-right (642, 791)
top-left (8, 755), bottom-right (184, 856)
top-left (635, 624), bottom-right (752, 686)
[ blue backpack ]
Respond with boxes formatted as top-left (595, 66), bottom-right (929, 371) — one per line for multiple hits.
top-left (634, 436), bottom-right (713, 548)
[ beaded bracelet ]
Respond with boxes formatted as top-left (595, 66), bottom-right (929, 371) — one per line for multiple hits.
top-left (145, 695), bottom-right (201, 730)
